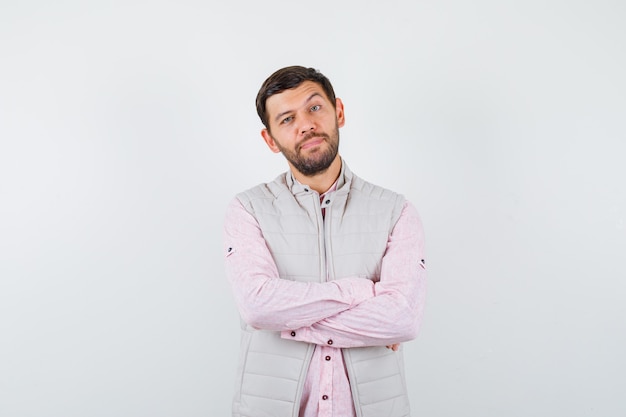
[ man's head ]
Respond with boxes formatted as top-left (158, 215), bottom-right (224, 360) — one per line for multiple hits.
top-left (257, 66), bottom-right (345, 179)
top-left (256, 66), bottom-right (337, 130)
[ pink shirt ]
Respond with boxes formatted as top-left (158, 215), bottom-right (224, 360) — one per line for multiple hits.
top-left (224, 184), bottom-right (426, 417)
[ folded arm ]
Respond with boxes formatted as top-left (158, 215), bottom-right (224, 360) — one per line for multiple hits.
top-left (282, 201), bottom-right (427, 348)
top-left (224, 197), bottom-right (375, 331)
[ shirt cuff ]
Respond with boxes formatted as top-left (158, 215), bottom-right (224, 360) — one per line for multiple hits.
top-left (281, 327), bottom-right (345, 348)
top-left (281, 328), bottom-right (310, 342)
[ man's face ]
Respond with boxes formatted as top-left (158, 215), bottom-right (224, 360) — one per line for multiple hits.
top-left (261, 81), bottom-right (345, 177)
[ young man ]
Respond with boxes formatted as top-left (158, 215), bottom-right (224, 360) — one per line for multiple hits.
top-left (224, 66), bottom-right (427, 417)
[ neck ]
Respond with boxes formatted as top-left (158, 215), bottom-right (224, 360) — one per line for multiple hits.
top-left (291, 156), bottom-right (342, 194)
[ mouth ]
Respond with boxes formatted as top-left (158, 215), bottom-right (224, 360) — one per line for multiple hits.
top-left (299, 135), bottom-right (326, 151)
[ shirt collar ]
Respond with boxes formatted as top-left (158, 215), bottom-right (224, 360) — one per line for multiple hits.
top-left (286, 158), bottom-right (349, 196)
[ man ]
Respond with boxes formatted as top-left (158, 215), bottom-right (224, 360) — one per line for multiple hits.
top-left (223, 66), bottom-right (427, 417)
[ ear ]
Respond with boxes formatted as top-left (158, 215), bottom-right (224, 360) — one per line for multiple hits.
top-left (335, 98), bottom-right (345, 128)
top-left (261, 128), bottom-right (281, 153)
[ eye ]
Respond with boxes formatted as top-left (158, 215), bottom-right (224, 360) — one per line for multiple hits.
top-left (310, 104), bottom-right (321, 112)
top-left (281, 116), bottom-right (293, 124)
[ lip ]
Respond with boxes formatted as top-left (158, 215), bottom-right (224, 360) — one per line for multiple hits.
top-left (300, 137), bottom-right (325, 150)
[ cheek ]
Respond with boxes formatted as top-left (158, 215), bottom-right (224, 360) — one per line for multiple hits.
top-left (277, 130), bottom-right (297, 145)
top-left (271, 133), bottom-right (292, 152)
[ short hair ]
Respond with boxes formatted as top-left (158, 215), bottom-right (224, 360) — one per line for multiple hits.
top-left (256, 66), bottom-right (337, 129)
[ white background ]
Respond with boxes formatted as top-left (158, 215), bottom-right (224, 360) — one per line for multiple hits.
top-left (1, 1), bottom-right (625, 416)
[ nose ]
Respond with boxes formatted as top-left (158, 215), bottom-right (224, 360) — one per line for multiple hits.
top-left (299, 113), bottom-right (315, 134)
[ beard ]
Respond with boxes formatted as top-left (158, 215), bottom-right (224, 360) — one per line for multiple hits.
top-left (274, 125), bottom-right (340, 177)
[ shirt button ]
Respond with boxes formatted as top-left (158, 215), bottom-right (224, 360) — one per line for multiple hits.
top-left (327, 339), bottom-right (333, 345)
top-left (322, 395), bottom-right (328, 400)
top-left (290, 331), bottom-right (296, 337)
top-left (325, 199), bottom-right (330, 204)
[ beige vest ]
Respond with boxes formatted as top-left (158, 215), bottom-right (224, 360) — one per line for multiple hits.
top-left (232, 162), bottom-right (411, 417)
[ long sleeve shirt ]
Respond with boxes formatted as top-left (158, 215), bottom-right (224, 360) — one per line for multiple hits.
top-left (224, 187), bottom-right (427, 417)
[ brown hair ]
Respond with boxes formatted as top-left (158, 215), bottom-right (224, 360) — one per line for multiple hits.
top-left (256, 66), bottom-right (337, 129)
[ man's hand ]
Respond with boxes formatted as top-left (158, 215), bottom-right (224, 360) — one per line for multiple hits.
top-left (386, 343), bottom-right (400, 351)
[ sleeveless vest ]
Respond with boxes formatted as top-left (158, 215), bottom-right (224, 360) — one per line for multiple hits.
top-left (232, 162), bottom-right (411, 417)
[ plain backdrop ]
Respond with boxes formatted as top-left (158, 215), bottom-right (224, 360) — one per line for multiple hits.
top-left (1, 1), bottom-right (625, 416)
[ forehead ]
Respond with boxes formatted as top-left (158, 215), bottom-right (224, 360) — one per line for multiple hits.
top-left (265, 81), bottom-right (330, 115)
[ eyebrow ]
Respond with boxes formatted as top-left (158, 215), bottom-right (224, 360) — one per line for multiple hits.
top-left (273, 92), bottom-right (323, 123)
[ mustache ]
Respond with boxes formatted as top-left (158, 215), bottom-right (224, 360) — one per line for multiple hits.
top-left (298, 132), bottom-right (329, 148)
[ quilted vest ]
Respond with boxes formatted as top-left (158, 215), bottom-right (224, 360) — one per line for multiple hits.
top-left (232, 161), bottom-right (411, 417)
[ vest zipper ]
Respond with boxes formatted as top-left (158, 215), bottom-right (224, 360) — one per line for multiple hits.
top-left (314, 192), bottom-right (327, 283)
top-left (323, 200), bottom-right (334, 282)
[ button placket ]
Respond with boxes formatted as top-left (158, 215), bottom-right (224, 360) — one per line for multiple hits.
top-left (318, 346), bottom-right (334, 414)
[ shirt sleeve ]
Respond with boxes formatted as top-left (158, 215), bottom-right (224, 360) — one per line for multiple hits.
top-left (224, 197), bottom-right (375, 331)
top-left (281, 201), bottom-right (427, 348)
